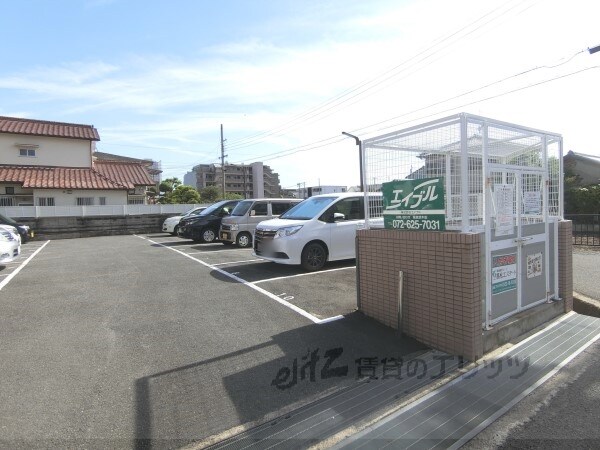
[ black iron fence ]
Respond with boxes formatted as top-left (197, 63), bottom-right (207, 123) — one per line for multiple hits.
top-left (565, 214), bottom-right (600, 246)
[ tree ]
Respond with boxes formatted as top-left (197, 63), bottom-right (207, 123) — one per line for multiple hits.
top-left (146, 186), bottom-right (158, 204)
top-left (158, 177), bottom-right (182, 195)
top-left (170, 185), bottom-right (201, 204)
top-left (224, 193), bottom-right (243, 200)
top-left (200, 186), bottom-right (220, 203)
top-left (157, 177), bottom-right (183, 203)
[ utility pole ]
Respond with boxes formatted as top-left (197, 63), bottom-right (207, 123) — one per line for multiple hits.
top-left (220, 124), bottom-right (227, 198)
top-left (242, 163), bottom-right (247, 199)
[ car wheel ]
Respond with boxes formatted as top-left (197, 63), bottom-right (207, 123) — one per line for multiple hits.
top-left (301, 242), bottom-right (327, 272)
top-left (201, 228), bottom-right (216, 243)
top-left (171, 225), bottom-right (179, 236)
top-left (236, 232), bottom-right (252, 248)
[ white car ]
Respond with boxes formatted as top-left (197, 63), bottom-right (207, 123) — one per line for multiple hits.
top-left (0, 225), bottom-right (21, 264)
top-left (252, 192), bottom-right (383, 271)
top-left (162, 207), bottom-right (206, 235)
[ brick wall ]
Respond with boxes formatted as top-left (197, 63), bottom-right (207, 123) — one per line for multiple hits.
top-left (558, 220), bottom-right (573, 312)
top-left (357, 229), bottom-right (483, 361)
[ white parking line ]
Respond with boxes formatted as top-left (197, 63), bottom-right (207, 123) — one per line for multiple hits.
top-left (0, 241), bottom-right (50, 292)
top-left (186, 248), bottom-right (251, 255)
top-left (135, 235), bottom-right (343, 325)
top-left (212, 259), bottom-right (263, 266)
top-left (251, 266), bottom-right (355, 284)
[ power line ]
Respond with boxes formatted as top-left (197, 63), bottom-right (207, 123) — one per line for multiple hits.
top-left (224, 0), bottom-right (534, 152)
top-left (231, 64), bottom-right (599, 165)
top-left (365, 65), bottom-right (599, 135)
top-left (350, 49), bottom-right (587, 135)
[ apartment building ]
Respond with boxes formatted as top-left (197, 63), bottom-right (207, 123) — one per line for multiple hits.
top-left (184, 162), bottom-right (282, 198)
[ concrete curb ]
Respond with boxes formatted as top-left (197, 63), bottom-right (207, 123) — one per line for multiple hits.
top-left (573, 291), bottom-right (600, 318)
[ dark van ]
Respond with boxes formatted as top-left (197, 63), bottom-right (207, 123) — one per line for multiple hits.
top-left (178, 200), bottom-right (240, 243)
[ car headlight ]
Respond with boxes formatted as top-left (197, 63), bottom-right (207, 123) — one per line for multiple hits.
top-left (0, 231), bottom-right (15, 242)
top-left (274, 225), bottom-right (303, 239)
top-left (229, 224), bottom-right (239, 231)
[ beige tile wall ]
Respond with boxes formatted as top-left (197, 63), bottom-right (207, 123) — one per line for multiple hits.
top-left (357, 223), bottom-right (574, 361)
top-left (357, 229), bottom-right (483, 361)
top-left (558, 220), bottom-right (573, 312)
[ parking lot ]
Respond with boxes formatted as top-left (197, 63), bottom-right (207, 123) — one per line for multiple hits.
top-left (0, 234), bottom-right (424, 449)
top-left (0, 240), bottom-right (49, 291)
top-left (141, 233), bottom-right (360, 322)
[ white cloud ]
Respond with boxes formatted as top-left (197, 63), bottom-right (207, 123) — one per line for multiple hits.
top-left (1, 0), bottom-right (599, 186)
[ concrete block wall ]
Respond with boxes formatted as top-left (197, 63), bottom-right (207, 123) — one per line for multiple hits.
top-left (14, 214), bottom-right (173, 240)
top-left (357, 229), bottom-right (483, 361)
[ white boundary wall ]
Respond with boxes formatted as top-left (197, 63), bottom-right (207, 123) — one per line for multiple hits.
top-left (0, 204), bottom-right (208, 218)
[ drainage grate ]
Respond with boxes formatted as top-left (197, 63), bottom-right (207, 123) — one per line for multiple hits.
top-left (207, 351), bottom-right (461, 450)
top-left (337, 312), bottom-right (600, 449)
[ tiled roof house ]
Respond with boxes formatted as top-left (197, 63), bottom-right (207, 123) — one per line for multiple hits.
top-left (0, 116), bottom-right (155, 206)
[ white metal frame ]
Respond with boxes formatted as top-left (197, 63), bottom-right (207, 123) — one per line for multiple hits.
top-left (362, 113), bottom-right (563, 330)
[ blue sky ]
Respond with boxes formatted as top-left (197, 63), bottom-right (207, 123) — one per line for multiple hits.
top-left (1, 0), bottom-right (599, 189)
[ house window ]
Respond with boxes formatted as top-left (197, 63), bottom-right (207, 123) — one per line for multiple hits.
top-left (76, 197), bottom-right (94, 206)
top-left (5, 187), bottom-right (14, 195)
top-left (99, 197), bottom-right (107, 205)
top-left (128, 197), bottom-right (145, 205)
top-left (19, 148), bottom-right (36, 157)
top-left (37, 197), bottom-right (55, 206)
top-left (0, 197), bottom-right (13, 206)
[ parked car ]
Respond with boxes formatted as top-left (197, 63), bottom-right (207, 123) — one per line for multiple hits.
top-left (162, 206), bottom-right (207, 235)
top-left (0, 224), bottom-right (21, 244)
top-left (178, 200), bottom-right (241, 243)
top-left (253, 192), bottom-right (383, 271)
top-left (219, 198), bottom-right (302, 248)
top-left (0, 213), bottom-right (33, 243)
top-left (0, 225), bottom-right (21, 264)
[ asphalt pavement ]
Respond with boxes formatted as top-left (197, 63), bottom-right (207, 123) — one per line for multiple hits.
top-left (573, 246), bottom-right (600, 301)
top-left (1, 237), bottom-right (598, 449)
top-left (0, 235), bottom-right (425, 449)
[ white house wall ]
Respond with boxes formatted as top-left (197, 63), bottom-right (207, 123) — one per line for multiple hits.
top-left (34, 189), bottom-right (127, 206)
top-left (0, 133), bottom-right (92, 168)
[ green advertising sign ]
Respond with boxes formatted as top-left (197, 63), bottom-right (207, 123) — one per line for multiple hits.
top-left (491, 253), bottom-right (517, 295)
top-left (382, 177), bottom-right (446, 231)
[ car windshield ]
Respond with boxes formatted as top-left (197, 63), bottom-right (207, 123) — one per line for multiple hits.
top-left (183, 207), bottom-right (205, 217)
top-left (0, 213), bottom-right (18, 226)
top-left (196, 201), bottom-right (227, 216)
top-left (231, 200), bottom-right (253, 216)
top-left (280, 197), bottom-right (337, 220)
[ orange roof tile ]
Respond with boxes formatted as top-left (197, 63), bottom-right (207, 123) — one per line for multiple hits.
top-left (0, 116), bottom-right (100, 141)
top-left (93, 161), bottom-right (156, 188)
top-left (0, 162), bottom-right (155, 190)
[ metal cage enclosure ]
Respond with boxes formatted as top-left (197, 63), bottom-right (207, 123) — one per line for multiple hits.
top-left (361, 113), bottom-right (564, 328)
top-left (362, 113), bottom-right (563, 231)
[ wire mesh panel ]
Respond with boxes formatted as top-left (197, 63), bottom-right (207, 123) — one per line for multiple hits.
top-left (362, 113), bottom-right (563, 230)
